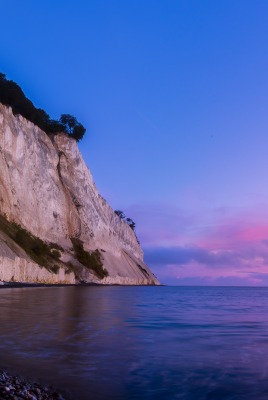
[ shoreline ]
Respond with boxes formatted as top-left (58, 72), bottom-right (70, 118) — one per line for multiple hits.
top-left (0, 369), bottom-right (68, 399)
top-left (0, 281), bottom-right (164, 289)
top-left (0, 281), bottom-right (100, 289)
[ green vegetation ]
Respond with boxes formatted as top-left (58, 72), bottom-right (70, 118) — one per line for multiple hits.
top-left (60, 114), bottom-right (86, 142)
top-left (0, 73), bottom-right (86, 142)
top-left (114, 210), bottom-right (136, 231)
top-left (50, 265), bottom-right (60, 274)
top-left (0, 214), bottom-right (108, 279)
top-left (0, 214), bottom-right (63, 271)
top-left (65, 261), bottom-right (78, 276)
top-left (71, 237), bottom-right (108, 279)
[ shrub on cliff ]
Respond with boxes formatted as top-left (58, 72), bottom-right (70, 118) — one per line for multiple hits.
top-left (0, 213), bottom-right (63, 269)
top-left (115, 210), bottom-right (136, 231)
top-left (71, 237), bottom-right (108, 279)
top-left (0, 73), bottom-right (86, 141)
top-left (60, 114), bottom-right (86, 142)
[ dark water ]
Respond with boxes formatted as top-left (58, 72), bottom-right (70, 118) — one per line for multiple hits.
top-left (1, 286), bottom-right (268, 399)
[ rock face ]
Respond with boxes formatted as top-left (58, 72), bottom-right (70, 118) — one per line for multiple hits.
top-left (0, 104), bottom-right (159, 285)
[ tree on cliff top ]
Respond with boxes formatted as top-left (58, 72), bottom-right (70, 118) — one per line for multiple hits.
top-left (115, 210), bottom-right (125, 219)
top-left (60, 114), bottom-right (86, 142)
top-left (115, 210), bottom-right (136, 231)
top-left (0, 72), bottom-right (86, 142)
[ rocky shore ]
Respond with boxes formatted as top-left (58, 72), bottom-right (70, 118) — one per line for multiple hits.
top-left (0, 370), bottom-right (66, 400)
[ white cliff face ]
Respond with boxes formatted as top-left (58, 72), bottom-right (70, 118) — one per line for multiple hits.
top-left (0, 257), bottom-right (75, 284)
top-left (0, 104), bottom-right (159, 285)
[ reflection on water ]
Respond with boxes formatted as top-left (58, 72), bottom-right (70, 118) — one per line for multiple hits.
top-left (1, 286), bottom-right (268, 399)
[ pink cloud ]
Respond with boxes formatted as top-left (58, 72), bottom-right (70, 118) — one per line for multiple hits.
top-left (198, 218), bottom-right (268, 251)
top-left (126, 202), bottom-right (268, 285)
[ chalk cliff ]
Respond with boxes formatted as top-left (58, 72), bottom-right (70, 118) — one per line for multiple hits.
top-left (0, 103), bottom-right (159, 285)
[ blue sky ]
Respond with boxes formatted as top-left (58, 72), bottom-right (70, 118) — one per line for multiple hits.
top-left (1, 1), bottom-right (268, 285)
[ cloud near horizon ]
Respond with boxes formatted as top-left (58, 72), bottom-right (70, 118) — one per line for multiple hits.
top-left (144, 243), bottom-right (268, 285)
top-left (125, 203), bottom-right (268, 285)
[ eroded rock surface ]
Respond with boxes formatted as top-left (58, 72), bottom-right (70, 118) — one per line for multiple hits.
top-left (0, 104), bottom-right (159, 285)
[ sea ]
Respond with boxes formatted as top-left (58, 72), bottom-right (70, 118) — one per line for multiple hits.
top-left (1, 286), bottom-right (268, 399)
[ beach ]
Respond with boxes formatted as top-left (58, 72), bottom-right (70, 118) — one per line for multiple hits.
top-left (0, 370), bottom-right (66, 400)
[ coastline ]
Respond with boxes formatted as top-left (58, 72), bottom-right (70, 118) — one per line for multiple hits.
top-left (0, 282), bottom-right (98, 289)
top-left (0, 281), bottom-right (163, 289)
top-left (0, 370), bottom-right (68, 400)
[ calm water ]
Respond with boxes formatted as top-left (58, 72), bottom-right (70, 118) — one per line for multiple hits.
top-left (1, 286), bottom-right (268, 399)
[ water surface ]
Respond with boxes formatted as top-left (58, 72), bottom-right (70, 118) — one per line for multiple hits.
top-left (1, 286), bottom-right (268, 399)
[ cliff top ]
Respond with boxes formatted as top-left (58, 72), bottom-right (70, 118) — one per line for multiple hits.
top-left (0, 72), bottom-right (86, 141)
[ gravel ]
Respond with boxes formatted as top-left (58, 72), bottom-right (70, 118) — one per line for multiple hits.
top-left (0, 370), bottom-right (66, 400)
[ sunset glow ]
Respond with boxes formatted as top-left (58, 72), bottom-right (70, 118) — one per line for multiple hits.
top-left (2, 1), bottom-right (268, 285)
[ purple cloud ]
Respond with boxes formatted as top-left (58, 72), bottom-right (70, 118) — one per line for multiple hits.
top-left (125, 203), bottom-right (268, 285)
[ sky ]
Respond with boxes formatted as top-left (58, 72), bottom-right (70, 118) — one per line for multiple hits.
top-left (1, 1), bottom-right (268, 285)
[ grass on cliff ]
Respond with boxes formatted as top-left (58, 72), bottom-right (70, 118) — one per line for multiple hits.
top-left (70, 237), bottom-right (108, 279)
top-left (0, 214), bottom-right (62, 271)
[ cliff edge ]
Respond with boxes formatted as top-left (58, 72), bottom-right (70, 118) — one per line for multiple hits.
top-left (0, 104), bottom-right (159, 285)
